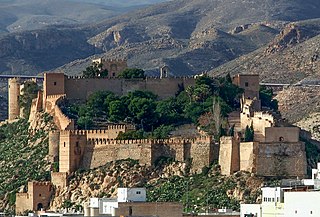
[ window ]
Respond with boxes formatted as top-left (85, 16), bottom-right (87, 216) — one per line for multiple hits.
top-left (311, 211), bottom-right (313, 214)
top-left (279, 137), bottom-right (284, 142)
top-left (39, 194), bottom-right (41, 197)
top-left (272, 198), bottom-right (274, 202)
top-left (76, 141), bottom-right (79, 147)
top-left (295, 210), bottom-right (297, 214)
top-left (54, 82), bottom-right (57, 86)
top-left (245, 82), bottom-right (249, 87)
top-left (64, 142), bottom-right (66, 147)
top-left (112, 73), bottom-right (115, 77)
top-left (136, 191), bottom-right (141, 195)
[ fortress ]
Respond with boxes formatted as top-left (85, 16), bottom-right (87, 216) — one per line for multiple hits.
top-left (9, 59), bottom-right (307, 214)
top-left (219, 74), bottom-right (307, 178)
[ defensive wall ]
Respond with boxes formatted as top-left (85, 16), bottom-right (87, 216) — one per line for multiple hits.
top-left (29, 90), bottom-right (43, 122)
top-left (44, 73), bottom-right (195, 101)
top-left (58, 132), bottom-right (218, 174)
top-left (43, 94), bottom-right (74, 130)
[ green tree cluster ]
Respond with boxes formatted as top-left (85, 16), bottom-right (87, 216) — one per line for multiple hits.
top-left (118, 68), bottom-right (145, 79)
top-left (244, 124), bottom-right (254, 142)
top-left (82, 62), bottom-right (108, 78)
top-left (259, 86), bottom-right (278, 110)
top-left (64, 74), bottom-right (243, 139)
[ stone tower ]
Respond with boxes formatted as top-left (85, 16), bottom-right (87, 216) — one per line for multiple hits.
top-left (8, 78), bottom-right (21, 121)
top-left (160, 65), bottom-right (170, 78)
top-left (48, 130), bottom-right (60, 163)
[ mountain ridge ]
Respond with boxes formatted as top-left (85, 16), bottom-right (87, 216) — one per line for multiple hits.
top-left (0, 0), bottom-right (320, 77)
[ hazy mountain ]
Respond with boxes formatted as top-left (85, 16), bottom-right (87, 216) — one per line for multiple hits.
top-left (69, 0), bottom-right (172, 7)
top-left (0, 0), bottom-right (169, 34)
top-left (0, 0), bottom-right (320, 76)
top-left (58, 0), bottom-right (320, 76)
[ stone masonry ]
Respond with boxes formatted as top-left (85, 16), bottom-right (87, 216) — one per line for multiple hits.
top-left (219, 74), bottom-right (307, 178)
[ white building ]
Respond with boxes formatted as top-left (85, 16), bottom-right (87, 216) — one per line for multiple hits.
top-left (302, 162), bottom-right (320, 189)
top-left (85, 188), bottom-right (147, 216)
top-left (284, 191), bottom-right (320, 217)
top-left (241, 187), bottom-right (285, 217)
top-left (240, 204), bottom-right (262, 217)
top-left (117, 187), bottom-right (146, 202)
top-left (241, 187), bottom-right (320, 217)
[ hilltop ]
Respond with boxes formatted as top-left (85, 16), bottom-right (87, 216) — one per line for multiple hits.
top-left (1, 0), bottom-right (320, 75)
top-left (0, 0), bottom-right (169, 34)
top-left (209, 19), bottom-right (320, 84)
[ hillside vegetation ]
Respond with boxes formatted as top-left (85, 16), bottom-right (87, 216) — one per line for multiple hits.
top-left (0, 115), bottom-right (54, 213)
top-left (51, 159), bottom-right (263, 212)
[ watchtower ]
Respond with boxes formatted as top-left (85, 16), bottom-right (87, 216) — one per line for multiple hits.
top-left (8, 78), bottom-right (21, 120)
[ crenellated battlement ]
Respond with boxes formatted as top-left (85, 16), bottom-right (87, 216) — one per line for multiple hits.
top-left (30, 181), bottom-right (52, 186)
top-left (64, 75), bottom-right (196, 81)
top-left (105, 58), bottom-right (127, 63)
top-left (86, 136), bottom-right (212, 146)
top-left (46, 94), bottom-right (66, 99)
top-left (253, 111), bottom-right (274, 121)
top-left (60, 130), bottom-right (87, 136)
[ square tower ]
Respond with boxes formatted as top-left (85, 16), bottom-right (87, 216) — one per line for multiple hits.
top-left (59, 130), bottom-right (87, 173)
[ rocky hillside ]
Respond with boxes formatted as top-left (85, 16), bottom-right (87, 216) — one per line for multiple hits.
top-left (1, 0), bottom-right (320, 75)
top-left (275, 86), bottom-right (320, 123)
top-left (59, 0), bottom-right (320, 76)
top-left (51, 159), bottom-right (263, 213)
top-left (0, 114), bottom-right (55, 213)
top-left (0, 27), bottom-right (97, 75)
top-left (210, 19), bottom-right (320, 84)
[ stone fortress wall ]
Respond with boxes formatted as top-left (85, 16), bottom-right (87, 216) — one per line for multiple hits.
top-left (44, 72), bottom-right (195, 101)
top-left (9, 70), bottom-right (307, 180)
top-left (57, 129), bottom-right (217, 174)
top-left (219, 74), bottom-right (307, 178)
top-left (12, 65), bottom-right (308, 213)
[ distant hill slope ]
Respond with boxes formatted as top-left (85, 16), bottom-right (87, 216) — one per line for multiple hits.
top-left (1, 0), bottom-right (320, 75)
top-left (209, 19), bottom-right (320, 84)
top-left (0, 0), bottom-right (169, 34)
